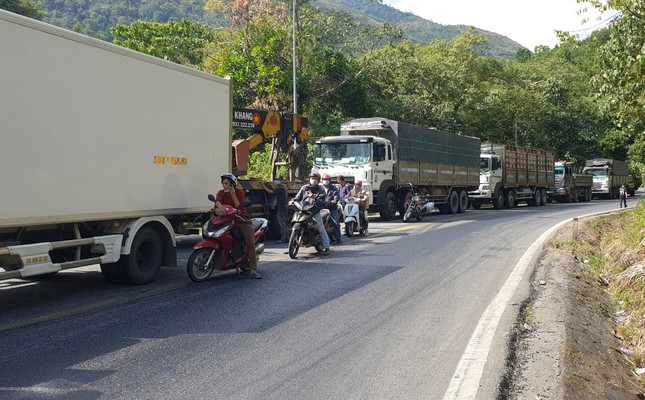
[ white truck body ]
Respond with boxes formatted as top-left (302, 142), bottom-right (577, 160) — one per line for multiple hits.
top-left (0, 10), bottom-right (231, 283)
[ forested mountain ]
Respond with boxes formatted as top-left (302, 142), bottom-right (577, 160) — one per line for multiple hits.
top-left (38, 0), bottom-right (522, 58)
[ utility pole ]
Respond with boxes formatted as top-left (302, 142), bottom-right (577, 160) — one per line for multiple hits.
top-left (292, 0), bottom-right (298, 115)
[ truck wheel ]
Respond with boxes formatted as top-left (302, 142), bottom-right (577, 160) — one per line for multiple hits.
top-left (100, 262), bottom-right (129, 284)
top-left (505, 190), bottom-right (516, 209)
top-left (447, 191), bottom-right (459, 214)
top-left (379, 192), bottom-right (397, 221)
top-left (457, 190), bottom-right (468, 213)
top-left (493, 191), bottom-right (505, 209)
top-left (540, 189), bottom-right (548, 206)
top-left (121, 227), bottom-right (163, 285)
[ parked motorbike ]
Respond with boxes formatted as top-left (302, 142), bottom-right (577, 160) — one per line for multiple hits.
top-left (342, 195), bottom-right (367, 237)
top-left (288, 199), bottom-right (333, 259)
top-left (187, 194), bottom-right (268, 282)
top-left (403, 187), bottom-right (435, 222)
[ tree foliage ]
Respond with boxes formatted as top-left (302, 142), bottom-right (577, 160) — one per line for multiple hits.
top-left (1, 0), bottom-right (44, 19)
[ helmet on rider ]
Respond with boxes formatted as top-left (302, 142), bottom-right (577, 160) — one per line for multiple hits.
top-left (354, 180), bottom-right (362, 187)
top-left (310, 172), bottom-right (321, 179)
top-left (321, 174), bottom-right (331, 186)
top-left (220, 173), bottom-right (238, 187)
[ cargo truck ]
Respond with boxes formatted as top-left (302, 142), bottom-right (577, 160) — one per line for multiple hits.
top-left (469, 143), bottom-right (555, 209)
top-left (547, 161), bottom-right (593, 203)
top-left (312, 118), bottom-right (480, 220)
top-left (582, 158), bottom-right (629, 199)
top-left (0, 9), bottom-right (231, 284)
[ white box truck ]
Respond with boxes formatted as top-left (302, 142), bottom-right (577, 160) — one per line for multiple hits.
top-left (0, 9), bottom-right (231, 284)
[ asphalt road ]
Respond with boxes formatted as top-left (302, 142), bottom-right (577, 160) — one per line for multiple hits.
top-left (0, 196), bottom-right (632, 399)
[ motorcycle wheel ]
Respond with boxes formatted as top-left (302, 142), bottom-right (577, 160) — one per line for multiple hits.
top-left (345, 221), bottom-right (355, 237)
top-left (288, 230), bottom-right (301, 259)
top-left (187, 248), bottom-right (219, 282)
top-left (403, 208), bottom-right (413, 222)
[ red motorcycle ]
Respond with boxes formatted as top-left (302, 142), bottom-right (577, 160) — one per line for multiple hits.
top-left (187, 195), bottom-right (268, 282)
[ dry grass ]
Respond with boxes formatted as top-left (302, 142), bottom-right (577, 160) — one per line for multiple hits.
top-left (571, 200), bottom-right (645, 384)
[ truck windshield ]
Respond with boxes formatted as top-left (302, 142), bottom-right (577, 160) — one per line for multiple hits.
top-left (586, 169), bottom-right (608, 178)
top-left (555, 167), bottom-right (564, 178)
top-left (480, 158), bottom-right (490, 173)
top-left (314, 142), bottom-right (371, 165)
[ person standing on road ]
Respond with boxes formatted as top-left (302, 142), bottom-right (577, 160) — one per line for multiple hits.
top-left (290, 172), bottom-right (331, 255)
top-left (347, 180), bottom-right (370, 236)
top-left (322, 174), bottom-right (342, 245)
top-left (214, 173), bottom-right (262, 279)
top-left (260, 176), bottom-right (289, 243)
top-left (619, 183), bottom-right (628, 208)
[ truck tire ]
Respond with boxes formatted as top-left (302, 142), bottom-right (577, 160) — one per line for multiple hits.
top-left (505, 190), bottom-right (516, 209)
top-left (540, 189), bottom-right (548, 206)
top-left (493, 190), bottom-right (505, 209)
top-left (447, 191), bottom-right (459, 214)
top-left (457, 190), bottom-right (468, 213)
top-left (100, 262), bottom-right (129, 284)
top-left (380, 192), bottom-right (398, 221)
top-left (121, 227), bottom-right (163, 285)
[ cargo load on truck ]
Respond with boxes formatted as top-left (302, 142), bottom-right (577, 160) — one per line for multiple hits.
top-left (0, 9), bottom-right (231, 284)
top-left (469, 143), bottom-right (555, 209)
top-left (582, 158), bottom-right (629, 199)
top-left (313, 118), bottom-right (480, 220)
top-left (547, 161), bottom-right (593, 203)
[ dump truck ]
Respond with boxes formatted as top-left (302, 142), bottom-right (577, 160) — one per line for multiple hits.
top-left (0, 9), bottom-right (231, 284)
top-left (469, 143), bottom-right (555, 209)
top-left (582, 158), bottom-right (629, 199)
top-left (547, 161), bottom-right (593, 203)
top-left (312, 118), bottom-right (480, 220)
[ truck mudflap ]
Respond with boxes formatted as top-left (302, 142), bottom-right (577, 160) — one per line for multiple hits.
top-left (0, 235), bottom-right (123, 280)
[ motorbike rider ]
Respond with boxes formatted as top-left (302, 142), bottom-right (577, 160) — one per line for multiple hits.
top-left (290, 172), bottom-right (331, 255)
top-left (214, 173), bottom-right (262, 279)
top-left (347, 180), bottom-right (370, 236)
top-left (322, 174), bottom-right (342, 245)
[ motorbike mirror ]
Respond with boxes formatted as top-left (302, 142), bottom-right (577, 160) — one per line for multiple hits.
top-left (208, 194), bottom-right (216, 202)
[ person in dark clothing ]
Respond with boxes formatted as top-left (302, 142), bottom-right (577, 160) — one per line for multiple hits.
top-left (322, 174), bottom-right (342, 245)
top-left (261, 176), bottom-right (289, 243)
top-left (290, 172), bottom-right (331, 255)
top-left (619, 183), bottom-right (628, 208)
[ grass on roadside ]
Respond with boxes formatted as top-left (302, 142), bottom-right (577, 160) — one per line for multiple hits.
top-left (573, 199), bottom-right (645, 384)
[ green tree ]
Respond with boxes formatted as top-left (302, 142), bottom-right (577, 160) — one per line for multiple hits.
top-left (0, 0), bottom-right (44, 19)
top-left (111, 19), bottom-right (215, 66)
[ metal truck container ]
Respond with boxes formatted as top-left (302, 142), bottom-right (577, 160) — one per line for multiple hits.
top-left (547, 161), bottom-right (593, 203)
top-left (469, 143), bottom-right (555, 209)
top-left (0, 9), bottom-right (231, 284)
top-left (312, 118), bottom-right (480, 220)
top-left (582, 158), bottom-right (629, 199)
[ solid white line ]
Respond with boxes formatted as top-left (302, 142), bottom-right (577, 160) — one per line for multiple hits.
top-left (442, 217), bottom-right (571, 400)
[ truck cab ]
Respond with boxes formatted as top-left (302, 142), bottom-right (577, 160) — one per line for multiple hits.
top-left (312, 135), bottom-right (393, 208)
top-left (473, 153), bottom-right (503, 200)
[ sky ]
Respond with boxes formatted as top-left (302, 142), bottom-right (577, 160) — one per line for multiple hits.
top-left (382, 0), bottom-right (617, 50)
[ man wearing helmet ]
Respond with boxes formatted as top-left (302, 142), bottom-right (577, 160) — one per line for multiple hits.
top-left (290, 172), bottom-right (331, 255)
top-left (347, 180), bottom-right (370, 235)
top-left (321, 174), bottom-right (342, 245)
top-left (214, 173), bottom-right (261, 279)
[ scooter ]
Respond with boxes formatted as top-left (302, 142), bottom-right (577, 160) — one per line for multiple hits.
top-left (187, 194), bottom-right (268, 282)
top-left (288, 199), bottom-right (333, 259)
top-left (403, 187), bottom-right (435, 222)
top-left (343, 195), bottom-right (367, 237)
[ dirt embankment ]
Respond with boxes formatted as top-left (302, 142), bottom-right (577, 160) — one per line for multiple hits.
top-left (501, 223), bottom-right (645, 399)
